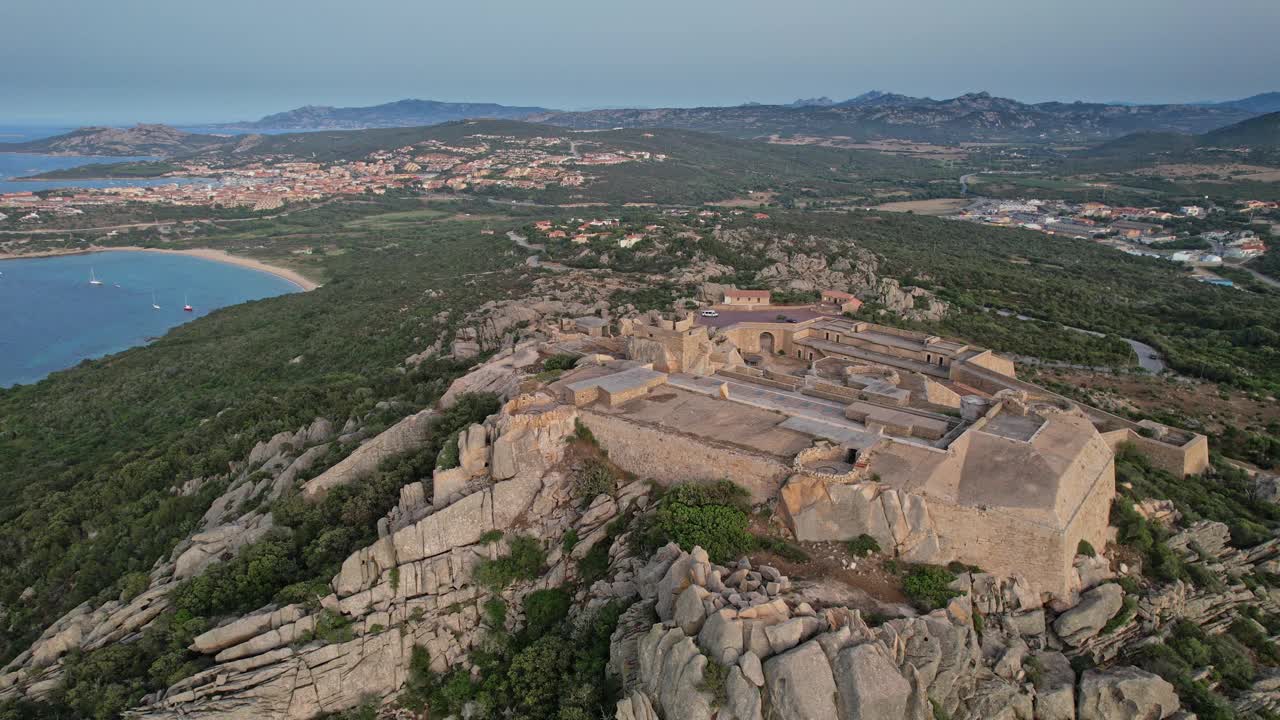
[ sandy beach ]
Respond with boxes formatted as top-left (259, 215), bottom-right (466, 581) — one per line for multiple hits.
top-left (0, 246), bottom-right (319, 291)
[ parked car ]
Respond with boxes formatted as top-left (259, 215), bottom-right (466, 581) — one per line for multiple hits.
top-left (700, 309), bottom-right (720, 317)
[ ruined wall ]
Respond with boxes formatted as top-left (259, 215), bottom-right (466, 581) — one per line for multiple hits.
top-left (578, 410), bottom-right (791, 503)
top-left (1099, 429), bottom-right (1210, 478)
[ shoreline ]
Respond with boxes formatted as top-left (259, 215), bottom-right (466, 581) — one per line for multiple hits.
top-left (0, 246), bottom-right (320, 291)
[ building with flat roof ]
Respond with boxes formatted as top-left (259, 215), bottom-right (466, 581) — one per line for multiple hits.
top-left (723, 289), bottom-right (771, 306)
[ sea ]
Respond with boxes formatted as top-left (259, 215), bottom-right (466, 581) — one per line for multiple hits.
top-left (0, 124), bottom-right (227, 193)
top-left (0, 250), bottom-right (302, 388)
top-left (0, 151), bottom-right (217, 193)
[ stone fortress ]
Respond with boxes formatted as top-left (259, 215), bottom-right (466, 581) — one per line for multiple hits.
top-left (554, 288), bottom-right (1209, 598)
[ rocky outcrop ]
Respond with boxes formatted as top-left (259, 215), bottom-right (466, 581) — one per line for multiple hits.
top-left (1053, 583), bottom-right (1123, 646)
top-left (126, 367), bottom-right (656, 718)
top-left (439, 341), bottom-right (541, 408)
top-left (1077, 666), bottom-right (1180, 720)
top-left (779, 474), bottom-right (943, 564)
top-left (615, 542), bottom-right (987, 720)
top-left (173, 514), bottom-right (276, 580)
top-left (725, 235), bottom-right (949, 322)
top-left (302, 411), bottom-right (435, 499)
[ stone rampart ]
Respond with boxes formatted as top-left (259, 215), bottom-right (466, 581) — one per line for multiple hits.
top-left (578, 409), bottom-right (791, 503)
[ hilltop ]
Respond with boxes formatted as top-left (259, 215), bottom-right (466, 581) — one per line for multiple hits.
top-left (224, 98), bottom-right (555, 130)
top-left (1207, 91), bottom-right (1280, 115)
top-left (1077, 111), bottom-right (1280, 165)
top-left (0, 124), bottom-right (232, 157)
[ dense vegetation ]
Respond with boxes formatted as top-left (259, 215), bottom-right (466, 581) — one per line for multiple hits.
top-left (0, 211), bottom-right (528, 668)
top-left (400, 599), bottom-right (628, 720)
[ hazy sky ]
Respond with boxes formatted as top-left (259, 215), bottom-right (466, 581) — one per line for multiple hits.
top-left (4, 0), bottom-right (1278, 125)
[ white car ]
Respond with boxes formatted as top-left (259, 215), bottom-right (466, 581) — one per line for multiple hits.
top-left (700, 309), bottom-right (720, 318)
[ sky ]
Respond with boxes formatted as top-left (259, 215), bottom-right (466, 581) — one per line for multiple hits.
top-left (3, 0), bottom-right (1278, 126)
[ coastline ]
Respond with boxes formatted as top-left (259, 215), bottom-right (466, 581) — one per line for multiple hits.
top-left (0, 246), bottom-right (319, 291)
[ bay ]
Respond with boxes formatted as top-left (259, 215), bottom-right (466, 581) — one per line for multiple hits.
top-left (0, 250), bottom-right (302, 387)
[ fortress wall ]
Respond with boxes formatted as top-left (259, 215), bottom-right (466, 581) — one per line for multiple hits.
top-left (963, 349), bottom-right (1017, 378)
top-left (927, 501), bottom-right (1074, 597)
top-left (1100, 429), bottom-right (1210, 478)
top-left (577, 410), bottom-right (791, 504)
top-left (1062, 458), bottom-right (1116, 566)
top-left (926, 455), bottom-right (1114, 598)
top-left (955, 362), bottom-right (1207, 478)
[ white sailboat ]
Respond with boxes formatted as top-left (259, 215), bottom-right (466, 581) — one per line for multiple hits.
top-left (89, 268), bottom-right (103, 286)
top-left (183, 293), bottom-right (193, 312)
top-left (152, 291), bottom-right (161, 310)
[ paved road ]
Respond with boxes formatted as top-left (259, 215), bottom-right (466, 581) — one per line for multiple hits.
top-left (1235, 264), bottom-right (1280, 290)
top-left (990, 307), bottom-right (1167, 373)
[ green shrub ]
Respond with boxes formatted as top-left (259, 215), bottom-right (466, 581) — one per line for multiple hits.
top-left (577, 542), bottom-right (611, 585)
top-left (1077, 539), bottom-right (1096, 558)
top-left (274, 578), bottom-right (331, 609)
top-left (641, 481), bottom-right (754, 564)
top-left (542, 354), bottom-right (579, 372)
top-left (474, 535), bottom-right (545, 591)
top-left (755, 535), bottom-right (809, 562)
top-left (307, 609), bottom-right (354, 645)
top-left (1102, 596), bottom-right (1137, 634)
top-left (902, 565), bottom-right (961, 611)
top-left (573, 418), bottom-right (597, 446)
top-left (1229, 616), bottom-right (1280, 665)
top-left (699, 655), bottom-right (730, 708)
top-left (573, 458), bottom-right (616, 502)
top-left (1023, 654), bottom-right (1044, 686)
top-left (479, 529), bottom-right (505, 544)
top-left (523, 588), bottom-right (572, 638)
top-left (435, 430), bottom-right (461, 470)
top-left (561, 528), bottom-right (579, 552)
top-left (483, 597), bottom-right (507, 629)
top-left (847, 534), bottom-right (881, 557)
top-left (117, 572), bottom-right (151, 603)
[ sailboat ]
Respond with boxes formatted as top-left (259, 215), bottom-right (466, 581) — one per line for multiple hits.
top-left (183, 293), bottom-right (193, 312)
top-left (152, 292), bottom-right (161, 310)
top-left (89, 268), bottom-right (103, 286)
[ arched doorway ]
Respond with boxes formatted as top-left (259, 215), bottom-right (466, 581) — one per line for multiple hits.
top-left (759, 332), bottom-right (776, 354)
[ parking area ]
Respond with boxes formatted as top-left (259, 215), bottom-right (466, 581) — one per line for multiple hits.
top-left (694, 306), bottom-right (830, 329)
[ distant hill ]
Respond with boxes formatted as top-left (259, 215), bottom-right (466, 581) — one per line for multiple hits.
top-left (1073, 111), bottom-right (1280, 168)
top-left (1208, 92), bottom-right (1280, 115)
top-left (0, 124), bottom-right (231, 157)
top-left (530, 91), bottom-right (1259, 143)
top-left (1199, 111), bottom-right (1280, 148)
top-left (226, 99), bottom-right (554, 130)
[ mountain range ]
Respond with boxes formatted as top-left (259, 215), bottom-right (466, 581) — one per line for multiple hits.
top-left (3, 93), bottom-right (1278, 159)
top-left (531, 92), bottom-right (1266, 143)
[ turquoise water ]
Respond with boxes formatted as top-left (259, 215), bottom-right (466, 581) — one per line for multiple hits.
top-left (0, 250), bottom-right (302, 387)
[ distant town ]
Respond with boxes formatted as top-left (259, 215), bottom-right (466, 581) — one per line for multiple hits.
top-left (951, 197), bottom-right (1274, 287)
top-left (0, 133), bottom-right (662, 221)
